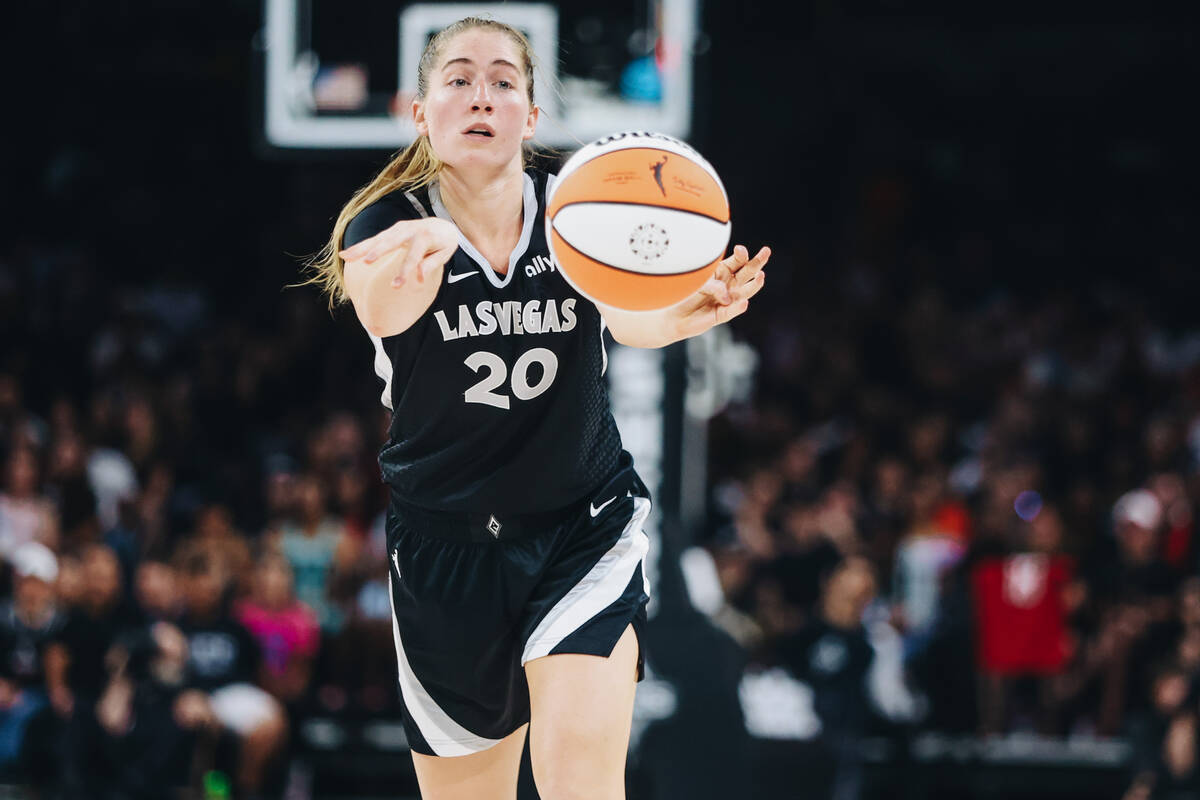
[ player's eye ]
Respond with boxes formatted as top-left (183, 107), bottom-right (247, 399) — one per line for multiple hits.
top-left (450, 78), bottom-right (469, 87)
top-left (496, 80), bottom-right (513, 90)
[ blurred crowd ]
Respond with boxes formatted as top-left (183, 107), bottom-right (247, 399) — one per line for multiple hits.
top-left (700, 244), bottom-right (1200, 798)
top-left (0, 249), bottom-right (401, 797)
top-left (4, 184), bottom-right (1199, 800)
top-left (6, 231), bottom-right (1200, 798)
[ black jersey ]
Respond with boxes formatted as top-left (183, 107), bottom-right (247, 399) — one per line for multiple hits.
top-left (344, 169), bottom-right (625, 514)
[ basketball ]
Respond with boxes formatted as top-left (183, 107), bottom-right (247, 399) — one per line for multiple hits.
top-left (546, 131), bottom-right (731, 311)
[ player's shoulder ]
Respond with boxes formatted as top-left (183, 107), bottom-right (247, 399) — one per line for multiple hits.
top-left (527, 167), bottom-right (557, 207)
top-left (342, 185), bottom-right (434, 250)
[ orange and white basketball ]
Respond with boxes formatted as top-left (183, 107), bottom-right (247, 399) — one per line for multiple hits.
top-left (546, 131), bottom-right (731, 311)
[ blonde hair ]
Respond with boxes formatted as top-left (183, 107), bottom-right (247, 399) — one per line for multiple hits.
top-left (303, 17), bottom-right (537, 308)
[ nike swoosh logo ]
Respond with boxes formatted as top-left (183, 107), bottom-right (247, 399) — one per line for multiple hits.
top-left (447, 270), bottom-right (479, 283)
top-left (589, 490), bottom-right (632, 518)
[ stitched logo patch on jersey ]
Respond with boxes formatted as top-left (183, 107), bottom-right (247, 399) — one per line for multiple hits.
top-left (447, 270), bottom-right (479, 283)
top-left (486, 515), bottom-right (502, 538)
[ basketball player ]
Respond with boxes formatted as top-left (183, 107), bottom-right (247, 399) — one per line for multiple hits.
top-left (308, 17), bottom-right (769, 800)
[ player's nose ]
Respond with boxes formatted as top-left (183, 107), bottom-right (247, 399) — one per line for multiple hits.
top-left (471, 83), bottom-right (493, 112)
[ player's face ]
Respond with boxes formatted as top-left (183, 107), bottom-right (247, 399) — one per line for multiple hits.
top-left (415, 29), bottom-right (537, 172)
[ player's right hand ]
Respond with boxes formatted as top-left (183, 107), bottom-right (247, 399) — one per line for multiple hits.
top-left (339, 217), bottom-right (460, 287)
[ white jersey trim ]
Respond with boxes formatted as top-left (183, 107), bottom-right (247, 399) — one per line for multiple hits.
top-left (520, 496), bottom-right (652, 664)
top-left (599, 316), bottom-right (609, 377)
top-left (387, 574), bottom-right (503, 756)
top-left (369, 332), bottom-right (394, 410)
top-left (403, 190), bottom-right (429, 219)
top-left (427, 173), bottom-right (537, 290)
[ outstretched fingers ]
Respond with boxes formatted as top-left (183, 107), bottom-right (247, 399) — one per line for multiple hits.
top-left (733, 246), bottom-right (771, 280)
top-left (719, 244), bottom-right (749, 273)
top-left (697, 276), bottom-right (733, 306)
top-left (732, 269), bottom-right (766, 303)
top-left (713, 245), bottom-right (770, 323)
top-left (341, 228), bottom-right (414, 265)
top-left (337, 239), bottom-right (370, 261)
top-left (389, 233), bottom-right (428, 287)
top-left (340, 234), bottom-right (381, 263)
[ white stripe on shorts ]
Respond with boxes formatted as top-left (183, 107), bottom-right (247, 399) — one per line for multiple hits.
top-left (388, 574), bottom-right (503, 756)
top-left (521, 496), bottom-right (652, 665)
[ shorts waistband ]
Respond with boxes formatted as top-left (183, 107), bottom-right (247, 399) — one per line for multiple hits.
top-left (388, 457), bottom-right (646, 544)
top-left (389, 496), bottom-right (580, 543)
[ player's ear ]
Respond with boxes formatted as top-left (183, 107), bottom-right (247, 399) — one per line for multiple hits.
top-left (413, 98), bottom-right (429, 136)
top-left (522, 103), bottom-right (539, 142)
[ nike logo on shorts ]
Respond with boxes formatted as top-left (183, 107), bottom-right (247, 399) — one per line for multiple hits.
top-left (447, 270), bottom-right (479, 283)
top-left (590, 490), bottom-right (632, 518)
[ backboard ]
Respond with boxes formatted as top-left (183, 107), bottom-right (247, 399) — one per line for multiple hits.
top-left (262, 0), bottom-right (701, 150)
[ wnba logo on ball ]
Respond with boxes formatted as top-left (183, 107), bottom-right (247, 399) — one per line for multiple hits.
top-left (650, 156), bottom-right (668, 196)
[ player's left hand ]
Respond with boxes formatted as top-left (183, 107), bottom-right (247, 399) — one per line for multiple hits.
top-left (671, 245), bottom-right (769, 340)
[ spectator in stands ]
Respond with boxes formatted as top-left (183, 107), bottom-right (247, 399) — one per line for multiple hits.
top-left (1085, 489), bottom-right (1179, 734)
top-left (1148, 471), bottom-right (1194, 574)
top-left (235, 552), bottom-right (320, 706)
top-left (134, 557), bottom-right (180, 623)
top-left (131, 460), bottom-right (174, 560)
top-left (1123, 661), bottom-right (1199, 800)
top-left (178, 549), bottom-right (287, 798)
top-left (0, 542), bottom-right (63, 776)
top-left (262, 458), bottom-right (298, 537)
top-left (84, 435), bottom-right (140, 536)
top-left (0, 375), bottom-right (40, 454)
top-left (120, 393), bottom-right (161, 475)
top-left (84, 621), bottom-right (211, 799)
top-left (177, 502), bottom-right (253, 596)
top-left (44, 543), bottom-right (135, 795)
top-left (756, 500), bottom-right (842, 629)
top-left (43, 429), bottom-right (100, 548)
top-left (859, 456), bottom-right (911, 577)
top-left (45, 544), bottom-right (130, 719)
top-left (779, 557), bottom-right (878, 800)
top-left (892, 472), bottom-right (966, 656)
top-left (267, 473), bottom-right (357, 633)
top-left (0, 446), bottom-right (59, 557)
top-left (972, 505), bottom-right (1076, 734)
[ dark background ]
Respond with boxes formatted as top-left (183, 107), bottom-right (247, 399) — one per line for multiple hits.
top-left (3, 3), bottom-right (1200, 799)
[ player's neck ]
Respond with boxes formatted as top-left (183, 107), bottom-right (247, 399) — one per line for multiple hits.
top-left (437, 165), bottom-right (525, 271)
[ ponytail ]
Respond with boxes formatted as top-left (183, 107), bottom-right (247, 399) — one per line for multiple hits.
top-left (300, 136), bottom-right (442, 309)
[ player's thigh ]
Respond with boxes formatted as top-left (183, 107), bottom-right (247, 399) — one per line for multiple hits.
top-left (525, 624), bottom-right (639, 795)
top-left (410, 722), bottom-right (528, 800)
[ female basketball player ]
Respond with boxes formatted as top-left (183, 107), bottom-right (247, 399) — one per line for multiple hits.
top-left (308, 17), bottom-right (768, 800)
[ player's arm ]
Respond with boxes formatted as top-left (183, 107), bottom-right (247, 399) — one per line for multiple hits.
top-left (340, 217), bottom-right (459, 338)
top-left (598, 245), bottom-right (769, 348)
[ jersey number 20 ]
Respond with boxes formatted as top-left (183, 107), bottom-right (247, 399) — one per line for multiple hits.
top-left (464, 348), bottom-right (558, 409)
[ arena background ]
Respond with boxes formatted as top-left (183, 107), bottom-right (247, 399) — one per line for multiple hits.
top-left (2, 2), bottom-right (1199, 799)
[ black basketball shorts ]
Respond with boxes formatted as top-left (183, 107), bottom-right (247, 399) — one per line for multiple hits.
top-left (384, 475), bottom-right (652, 757)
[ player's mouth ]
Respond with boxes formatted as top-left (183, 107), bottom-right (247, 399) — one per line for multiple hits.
top-left (463, 124), bottom-right (495, 140)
